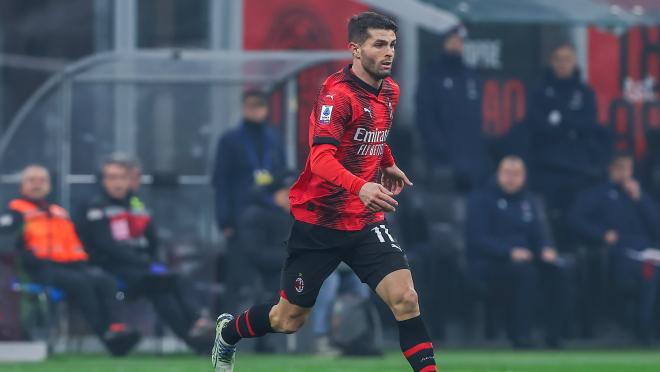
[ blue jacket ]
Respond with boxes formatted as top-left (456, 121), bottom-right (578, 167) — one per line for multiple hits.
top-left (527, 69), bottom-right (605, 174)
top-left (466, 182), bottom-right (552, 266)
top-left (569, 182), bottom-right (660, 251)
top-left (212, 120), bottom-right (285, 230)
top-left (416, 54), bottom-right (489, 188)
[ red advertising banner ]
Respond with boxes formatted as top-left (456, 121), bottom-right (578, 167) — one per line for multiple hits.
top-left (244, 0), bottom-right (366, 164)
top-left (589, 26), bottom-right (660, 159)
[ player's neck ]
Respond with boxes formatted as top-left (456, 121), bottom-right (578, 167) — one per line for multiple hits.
top-left (351, 63), bottom-right (382, 90)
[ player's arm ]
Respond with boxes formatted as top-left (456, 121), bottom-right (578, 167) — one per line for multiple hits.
top-left (311, 90), bottom-right (397, 212)
top-left (310, 144), bottom-right (397, 212)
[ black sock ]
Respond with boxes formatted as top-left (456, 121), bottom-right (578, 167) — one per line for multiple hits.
top-left (221, 303), bottom-right (275, 345)
top-left (398, 315), bottom-right (436, 372)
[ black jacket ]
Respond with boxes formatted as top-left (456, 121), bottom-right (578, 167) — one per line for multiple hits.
top-left (416, 54), bottom-right (489, 188)
top-left (466, 182), bottom-right (552, 265)
top-left (527, 68), bottom-right (607, 174)
top-left (569, 181), bottom-right (660, 251)
top-left (77, 192), bottom-right (157, 270)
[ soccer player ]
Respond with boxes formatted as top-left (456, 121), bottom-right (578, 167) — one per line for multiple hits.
top-left (212, 12), bottom-right (437, 372)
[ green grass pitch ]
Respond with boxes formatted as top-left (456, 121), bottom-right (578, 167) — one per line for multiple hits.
top-left (2, 350), bottom-right (660, 371)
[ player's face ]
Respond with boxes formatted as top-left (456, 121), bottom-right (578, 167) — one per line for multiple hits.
top-left (355, 29), bottom-right (396, 80)
top-left (551, 47), bottom-right (577, 79)
top-left (609, 157), bottom-right (634, 184)
top-left (497, 159), bottom-right (526, 195)
top-left (103, 164), bottom-right (131, 200)
top-left (20, 167), bottom-right (51, 200)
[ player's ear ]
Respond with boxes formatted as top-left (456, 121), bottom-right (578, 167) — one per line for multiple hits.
top-left (349, 42), bottom-right (360, 59)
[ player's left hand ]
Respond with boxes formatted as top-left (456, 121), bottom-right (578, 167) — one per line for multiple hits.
top-left (381, 165), bottom-right (413, 195)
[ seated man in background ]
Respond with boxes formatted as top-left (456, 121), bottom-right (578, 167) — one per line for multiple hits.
top-left (570, 152), bottom-right (660, 344)
top-left (466, 156), bottom-right (567, 348)
top-left (77, 155), bottom-right (213, 354)
top-left (0, 165), bottom-right (140, 356)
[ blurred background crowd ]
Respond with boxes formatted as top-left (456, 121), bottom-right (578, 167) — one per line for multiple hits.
top-left (1, 0), bottom-right (660, 357)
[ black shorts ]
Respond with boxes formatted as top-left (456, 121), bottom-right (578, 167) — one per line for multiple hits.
top-left (280, 219), bottom-right (410, 308)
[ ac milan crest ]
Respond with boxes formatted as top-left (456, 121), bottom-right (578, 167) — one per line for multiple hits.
top-left (295, 276), bottom-right (305, 293)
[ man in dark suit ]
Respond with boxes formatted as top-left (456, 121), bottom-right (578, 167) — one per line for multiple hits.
top-left (570, 152), bottom-right (660, 344)
top-left (466, 156), bottom-right (568, 348)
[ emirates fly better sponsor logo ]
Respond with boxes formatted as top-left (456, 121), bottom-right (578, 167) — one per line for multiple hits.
top-left (353, 127), bottom-right (390, 156)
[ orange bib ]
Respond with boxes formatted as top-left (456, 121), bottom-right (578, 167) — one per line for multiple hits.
top-left (10, 199), bottom-right (88, 263)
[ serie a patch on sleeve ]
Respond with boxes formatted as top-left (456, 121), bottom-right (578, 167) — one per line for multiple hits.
top-left (319, 105), bottom-right (333, 125)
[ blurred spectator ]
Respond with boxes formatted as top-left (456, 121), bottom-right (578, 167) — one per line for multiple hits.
top-left (212, 90), bottom-right (286, 239)
top-left (570, 152), bottom-right (660, 344)
top-left (527, 43), bottom-right (609, 250)
top-left (466, 156), bottom-right (568, 348)
top-left (416, 25), bottom-right (490, 192)
top-left (0, 165), bottom-right (140, 356)
top-left (77, 155), bottom-right (214, 354)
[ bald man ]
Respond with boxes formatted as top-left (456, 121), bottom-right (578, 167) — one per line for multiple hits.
top-left (0, 165), bottom-right (140, 356)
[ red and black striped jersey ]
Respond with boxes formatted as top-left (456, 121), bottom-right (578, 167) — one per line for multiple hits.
top-left (290, 65), bottom-right (399, 231)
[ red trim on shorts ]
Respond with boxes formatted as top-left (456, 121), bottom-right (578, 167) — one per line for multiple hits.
top-left (235, 316), bottom-right (243, 338)
top-left (280, 289), bottom-right (288, 300)
top-left (403, 342), bottom-right (434, 358)
top-left (419, 366), bottom-right (437, 372)
top-left (245, 310), bottom-right (256, 337)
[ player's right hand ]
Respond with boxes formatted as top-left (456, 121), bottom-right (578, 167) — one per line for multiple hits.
top-left (359, 182), bottom-right (398, 213)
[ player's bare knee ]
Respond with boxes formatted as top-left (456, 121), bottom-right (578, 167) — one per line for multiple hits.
top-left (391, 288), bottom-right (419, 317)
